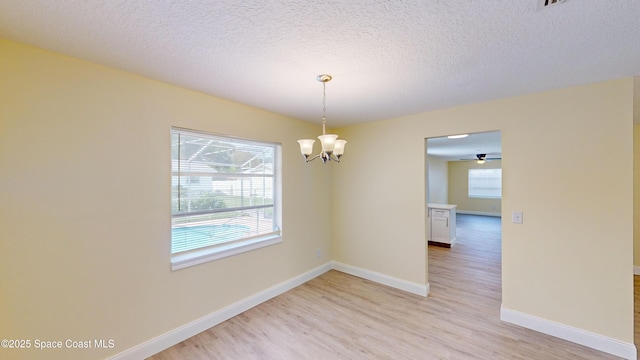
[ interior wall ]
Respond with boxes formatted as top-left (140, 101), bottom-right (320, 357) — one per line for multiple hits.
top-left (333, 78), bottom-right (634, 344)
top-left (448, 160), bottom-right (502, 215)
top-left (634, 124), bottom-right (640, 269)
top-left (427, 156), bottom-right (448, 204)
top-left (0, 39), bottom-right (333, 360)
top-left (634, 77), bottom-right (640, 270)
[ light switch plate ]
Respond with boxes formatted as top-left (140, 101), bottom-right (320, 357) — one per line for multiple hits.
top-left (512, 211), bottom-right (523, 224)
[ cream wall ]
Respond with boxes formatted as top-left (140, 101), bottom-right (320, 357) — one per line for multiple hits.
top-left (631, 78), bottom-right (638, 269)
top-left (0, 39), bottom-right (333, 360)
top-left (634, 124), bottom-right (640, 268)
top-left (448, 160), bottom-right (502, 215)
top-left (1, 37), bottom-right (635, 358)
top-left (333, 79), bottom-right (634, 343)
top-left (426, 156), bottom-right (448, 204)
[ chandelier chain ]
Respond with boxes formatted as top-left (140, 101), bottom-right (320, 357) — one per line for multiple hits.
top-left (322, 81), bottom-right (327, 123)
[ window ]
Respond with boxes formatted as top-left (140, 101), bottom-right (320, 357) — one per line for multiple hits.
top-left (468, 168), bottom-right (502, 199)
top-left (171, 127), bottom-right (281, 270)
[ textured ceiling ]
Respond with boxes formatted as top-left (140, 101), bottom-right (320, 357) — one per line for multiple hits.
top-left (1, 0), bottom-right (639, 127)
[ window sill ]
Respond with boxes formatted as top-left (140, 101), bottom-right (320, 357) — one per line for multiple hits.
top-left (171, 235), bottom-right (282, 271)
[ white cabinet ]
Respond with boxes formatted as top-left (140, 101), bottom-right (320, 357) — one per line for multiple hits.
top-left (428, 203), bottom-right (457, 247)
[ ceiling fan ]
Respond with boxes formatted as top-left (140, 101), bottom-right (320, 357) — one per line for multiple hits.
top-left (460, 154), bottom-right (502, 164)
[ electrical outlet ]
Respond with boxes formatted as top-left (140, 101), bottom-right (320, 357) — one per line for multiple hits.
top-left (512, 211), bottom-right (523, 224)
top-left (316, 249), bottom-right (322, 258)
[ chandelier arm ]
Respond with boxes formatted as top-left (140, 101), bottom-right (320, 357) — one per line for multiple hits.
top-left (303, 154), bottom-right (321, 163)
top-left (321, 151), bottom-right (328, 163)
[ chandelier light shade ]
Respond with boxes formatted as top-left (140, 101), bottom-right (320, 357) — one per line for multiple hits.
top-left (297, 74), bottom-right (347, 163)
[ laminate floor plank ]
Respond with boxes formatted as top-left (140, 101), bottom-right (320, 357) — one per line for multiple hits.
top-left (149, 215), bottom-right (625, 359)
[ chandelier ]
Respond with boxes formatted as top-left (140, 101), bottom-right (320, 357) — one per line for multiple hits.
top-left (297, 74), bottom-right (347, 163)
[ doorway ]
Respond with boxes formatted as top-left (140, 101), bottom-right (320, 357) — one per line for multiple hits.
top-left (425, 130), bottom-right (503, 302)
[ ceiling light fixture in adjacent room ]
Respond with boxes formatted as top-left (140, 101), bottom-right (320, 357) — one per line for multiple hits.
top-left (447, 134), bottom-right (469, 139)
top-left (297, 74), bottom-right (347, 163)
top-left (476, 154), bottom-right (486, 164)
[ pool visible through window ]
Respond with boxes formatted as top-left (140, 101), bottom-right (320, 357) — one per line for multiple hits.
top-left (170, 127), bottom-right (282, 270)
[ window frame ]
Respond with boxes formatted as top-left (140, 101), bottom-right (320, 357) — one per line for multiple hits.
top-left (170, 127), bottom-right (282, 271)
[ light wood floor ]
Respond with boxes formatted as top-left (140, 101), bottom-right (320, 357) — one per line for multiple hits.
top-left (149, 215), bottom-right (623, 359)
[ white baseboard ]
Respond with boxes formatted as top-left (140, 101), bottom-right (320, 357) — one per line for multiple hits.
top-left (455, 210), bottom-right (501, 217)
top-left (331, 261), bottom-right (430, 297)
top-left (108, 261), bottom-right (428, 359)
top-left (110, 264), bottom-right (636, 360)
top-left (500, 306), bottom-right (637, 360)
top-left (107, 262), bottom-right (333, 360)
top-left (634, 266), bottom-right (640, 275)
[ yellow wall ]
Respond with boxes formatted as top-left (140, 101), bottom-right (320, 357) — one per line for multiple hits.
top-left (333, 79), bottom-right (634, 342)
top-left (632, 78), bottom-right (639, 269)
top-left (448, 160), bottom-right (502, 215)
top-left (633, 124), bottom-right (640, 267)
top-left (0, 39), bottom-right (333, 360)
top-left (1, 37), bottom-right (635, 358)
top-left (427, 156), bottom-right (448, 204)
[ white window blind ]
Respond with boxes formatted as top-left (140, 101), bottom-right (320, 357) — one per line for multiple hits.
top-left (171, 128), bottom-right (281, 261)
top-left (468, 168), bottom-right (502, 198)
